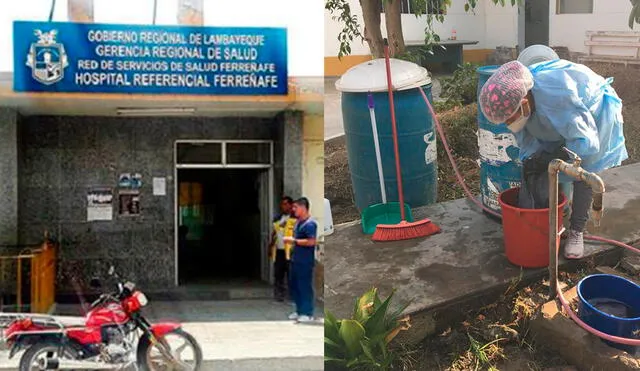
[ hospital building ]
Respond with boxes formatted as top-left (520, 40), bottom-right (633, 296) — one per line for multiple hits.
top-left (0, 0), bottom-right (324, 303)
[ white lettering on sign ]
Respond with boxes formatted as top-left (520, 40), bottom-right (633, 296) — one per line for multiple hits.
top-left (151, 46), bottom-right (204, 59)
top-left (202, 34), bottom-right (265, 46)
top-left (87, 30), bottom-right (138, 43)
top-left (139, 31), bottom-right (188, 44)
top-left (185, 62), bottom-right (218, 72)
top-left (115, 60), bottom-right (170, 72)
top-left (74, 29), bottom-right (281, 91)
top-left (219, 62), bottom-right (276, 73)
top-left (96, 45), bottom-right (151, 58)
top-left (213, 74), bottom-right (278, 89)
top-left (223, 47), bottom-right (258, 60)
top-left (423, 132), bottom-right (437, 165)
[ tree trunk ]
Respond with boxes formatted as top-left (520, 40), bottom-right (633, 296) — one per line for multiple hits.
top-left (360, 0), bottom-right (385, 58)
top-left (384, 0), bottom-right (405, 57)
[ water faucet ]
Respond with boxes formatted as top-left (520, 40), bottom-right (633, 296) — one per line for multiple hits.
top-left (562, 147), bottom-right (581, 167)
top-left (547, 157), bottom-right (605, 299)
top-left (559, 147), bottom-right (603, 227)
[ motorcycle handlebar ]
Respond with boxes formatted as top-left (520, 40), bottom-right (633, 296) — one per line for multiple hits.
top-left (89, 293), bottom-right (120, 309)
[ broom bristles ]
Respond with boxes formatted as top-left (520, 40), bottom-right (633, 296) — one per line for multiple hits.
top-left (372, 219), bottom-right (441, 242)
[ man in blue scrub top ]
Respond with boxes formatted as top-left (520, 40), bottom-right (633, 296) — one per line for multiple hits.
top-left (284, 197), bottom-right (318, 322)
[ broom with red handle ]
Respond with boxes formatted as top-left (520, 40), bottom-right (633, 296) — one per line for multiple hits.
top-left (372, 39), bottom-right (441, 242)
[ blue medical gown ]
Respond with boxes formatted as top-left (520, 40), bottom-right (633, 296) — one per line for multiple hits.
top-left (513, 59), bottom-right (628, 183)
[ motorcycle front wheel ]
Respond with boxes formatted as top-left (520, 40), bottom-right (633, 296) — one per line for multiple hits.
top-left (137, 328), bottom-right (203, 371)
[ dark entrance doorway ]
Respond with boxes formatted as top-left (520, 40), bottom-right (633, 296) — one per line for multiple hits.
top-left (525, 0), bottom-right (550, 47)
top-left (177, 169), bottom-right (264, 285)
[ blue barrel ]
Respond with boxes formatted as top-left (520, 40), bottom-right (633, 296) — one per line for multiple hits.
top-left (341, 86), bottom-right (438, 212)
top-left (477, 66), bottom-right (522, 216)
top-left (577, 274), bottom-right (640, 354)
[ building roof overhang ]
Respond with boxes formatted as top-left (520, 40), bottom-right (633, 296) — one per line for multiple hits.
top-left (0, 73), bottom-right (323, 118)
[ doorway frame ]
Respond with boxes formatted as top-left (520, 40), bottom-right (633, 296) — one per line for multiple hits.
top-left (173, 139), bottom-right (275, 286)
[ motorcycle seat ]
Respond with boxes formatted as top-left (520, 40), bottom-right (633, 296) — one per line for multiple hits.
top-left (49, 316), bottom-right (85, 328)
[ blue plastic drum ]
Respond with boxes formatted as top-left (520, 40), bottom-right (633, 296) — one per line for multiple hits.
top-left (337, 59), bottom-right (438, 212)
top-left (477, 65), bottom-right (522, 216)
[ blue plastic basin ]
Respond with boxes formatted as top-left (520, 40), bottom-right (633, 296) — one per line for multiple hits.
top-left (577, 274), bottom-right (640, 354)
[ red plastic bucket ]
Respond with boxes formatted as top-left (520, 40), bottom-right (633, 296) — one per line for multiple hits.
top-left (498, 187), bottom-right (567, 268)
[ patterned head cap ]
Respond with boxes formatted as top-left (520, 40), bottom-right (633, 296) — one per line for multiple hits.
top-left (479, 61), bottom-right (534, 124)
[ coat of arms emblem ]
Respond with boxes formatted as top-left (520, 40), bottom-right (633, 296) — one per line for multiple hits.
top-left (25, 29), bottom-right (69, 85)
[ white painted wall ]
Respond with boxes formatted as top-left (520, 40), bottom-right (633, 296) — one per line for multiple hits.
top-left (550, 0), bottom-right (633, 53)
top-left (324, 0), bottom-right (519, 58)
top-left (484, 0), bottom-right (518, 49)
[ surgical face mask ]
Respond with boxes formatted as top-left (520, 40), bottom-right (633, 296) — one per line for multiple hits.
top-left (507, 105), bottom-right (530, 133)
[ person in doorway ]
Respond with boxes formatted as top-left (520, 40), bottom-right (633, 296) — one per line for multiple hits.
top-left (479, 59), bottom-right (628, 259)
top-left (284, 197), bottom-right (318, 323)
top-left (268, 196), bottom-right (297, 302)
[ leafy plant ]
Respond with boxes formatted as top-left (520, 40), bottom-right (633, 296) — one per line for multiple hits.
top-left (324, 288), bottom-right (412, 371)
top-left (439, 63), bottom-right (480, 106)
top-left (325, 0), bottom-right (364, 58)
top-left (467, 334), bottom-right (506, 371)
top-left (433, 99), bottom-right (462, 112)
top-left (435, 103), bottom-right (479, 159)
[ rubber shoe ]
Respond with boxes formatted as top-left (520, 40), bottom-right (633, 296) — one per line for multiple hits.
top-left (297, 315), bottom-right (314, 323)
top-left (288, 312), bottom-right (299, 320)
top-left (564, 229), bottom-right (584, 259)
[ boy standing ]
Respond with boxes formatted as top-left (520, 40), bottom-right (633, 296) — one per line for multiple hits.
top-left (269, 196), bottom-right (296, 302)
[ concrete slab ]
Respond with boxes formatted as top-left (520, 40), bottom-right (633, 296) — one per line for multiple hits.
top-left (325, 164), bottom-right (640, 342)
top-left (0, 300), bottom-right (324, 371)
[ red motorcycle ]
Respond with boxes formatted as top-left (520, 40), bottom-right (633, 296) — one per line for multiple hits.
top-left (2, 266), bottom-right (202, 370)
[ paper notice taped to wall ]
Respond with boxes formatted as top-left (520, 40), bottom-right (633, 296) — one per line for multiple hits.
top-left (153, 177), bottom-right (166, 196)
top-left (87, 188), bottom-right (113, 221)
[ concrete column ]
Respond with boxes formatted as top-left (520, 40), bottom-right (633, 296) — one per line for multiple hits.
top-left (178, 0), bottom-right (204, 26)
top-left (283, 110), bottom-right (303, 200)
top-left (518, 1), bottom-right (525, 51)
top-left (68, 0), bottom-right (94, 22)
top-left (0, 109), bottom-right (18, 245)
top-left (302, 112), bottom-right (324, 233)
top-left (301, 112), bottom-right (325, 301)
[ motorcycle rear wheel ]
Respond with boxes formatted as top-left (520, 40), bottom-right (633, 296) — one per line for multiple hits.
top-left (137, 328), bottom-right (203, 371)
top-left (19, 341), bottom-right (81, 371)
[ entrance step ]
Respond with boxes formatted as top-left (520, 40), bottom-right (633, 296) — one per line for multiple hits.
top-left (55, 284), bottom-right (274, 304)
top-left (150, 286), bottom-right (274, 301)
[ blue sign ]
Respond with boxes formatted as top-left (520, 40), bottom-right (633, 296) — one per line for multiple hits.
top-left (13, 21), bottom-right (288, 95)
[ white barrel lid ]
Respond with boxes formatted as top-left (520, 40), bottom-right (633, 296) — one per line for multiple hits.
top-left (335, 58), bottom-right (432, 93)
top-left (517, 45), bottom-right (559, 67)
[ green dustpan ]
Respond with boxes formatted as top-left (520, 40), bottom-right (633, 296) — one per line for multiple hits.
top-left (361, 202), bottom-right (414, 235)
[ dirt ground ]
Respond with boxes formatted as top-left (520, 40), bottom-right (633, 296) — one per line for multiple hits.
top-left (325, 62), bottom-right (640, 225)
top-left (399, 254), bottom-right (640, 371)
top-left (405, 271), bottom-right (588, 371)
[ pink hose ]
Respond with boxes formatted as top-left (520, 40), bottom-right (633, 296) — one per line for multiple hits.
top-left (418, 87), bottom-right (640, 345)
